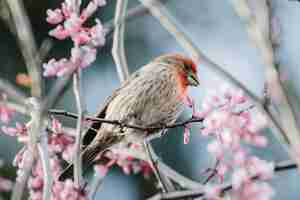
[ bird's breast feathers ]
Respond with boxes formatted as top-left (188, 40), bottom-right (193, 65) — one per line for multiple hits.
top-left (105, 64), bottom-right (186, 128)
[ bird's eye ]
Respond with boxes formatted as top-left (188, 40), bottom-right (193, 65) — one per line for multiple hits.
top-left (184, 63), bottom-right (192, 71)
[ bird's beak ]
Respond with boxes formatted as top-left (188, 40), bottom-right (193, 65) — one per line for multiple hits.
top-left (187, 72), bottom-right (200, 87)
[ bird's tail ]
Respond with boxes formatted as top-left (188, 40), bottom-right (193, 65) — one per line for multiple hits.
top-left (58, 136), bottom-right (122, 182)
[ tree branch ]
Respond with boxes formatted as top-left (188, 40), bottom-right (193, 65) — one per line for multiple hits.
top-left (148, 160), bottom-right (297, 200)
top-left (5, 0), bottom-right (42, 97)
top-left (73, 71), bottom-right (85, 186)
top-left (48, 109), bottom-right (204, 131)
top-left (112, 0), bottom-right (130, 82)
top-left (38, 134), bottom-right (52, 200)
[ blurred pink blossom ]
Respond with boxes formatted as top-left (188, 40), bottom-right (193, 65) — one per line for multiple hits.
top-left (0, 94), bottom-right (15, 124)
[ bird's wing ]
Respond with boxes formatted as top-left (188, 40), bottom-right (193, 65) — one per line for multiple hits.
top-left (82, 70), bottom-right (142, 146)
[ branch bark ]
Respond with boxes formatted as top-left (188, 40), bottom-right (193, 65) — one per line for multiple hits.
top-left (5, 0), bottom-right (42, 97)
top-left (112, 0), bottom-right (130, 82)
top-left (73, 71), bottom-right (85, 186)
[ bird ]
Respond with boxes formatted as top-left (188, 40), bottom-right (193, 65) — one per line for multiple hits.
top-left (58, 53), bottom-right (200, 181)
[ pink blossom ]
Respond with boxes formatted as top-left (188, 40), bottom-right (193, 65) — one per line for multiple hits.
top-left (93, 0), bottom-right (106, 7)
top-left (52, 118), bottom-right (63, 133)
top-left (46, 9), bottom-right (64, 24)
top-left (90, 19), bottom-right (106, 46)
top-left (207, 140), bottom-right (223, 158)
top-left (252, 135), bottom-right (268, 147)
top-left (0, 94), bottom-right (15, 124)
top-left (0, 177), bottom-right (13, 192)
top-left (71, 46), bottom-right (97, 69)
top-left (93, 144), bottom-right (153, 180)
top-left (49, 25), bottom-right (70, 40)
top-left (2, 122), bottom-right (28, 142)
top-left (235, 182), bottom-right (275, 200)
top-left (233, 150), bottom-right (247, 166)
top-left (0, 107), bottom-right (14, 124)
top-left (72, 31), bottom-right (91, 45)
top-left (232, 168), bottom-right (249, 189)
top-left (61, 1), bottom-right (75, 18)
top-left (43, 58), bottom-right (75, 77)
top-left (247, 112), bottom-right (268, 133)
top-left (203, 185), bottom-right (220, 200)
top-left (183, 126), bottom-right (191, 144)
top-left (94, 164), bottom-right (109, 178)
top-left (80, 2), bottom-right (98, 21)
top-left (64, 14), bottom-right (83, 35)
top-left (231, 89), bottom-right (247, 104)
top-left (248, 157), bottom-right (274, 180)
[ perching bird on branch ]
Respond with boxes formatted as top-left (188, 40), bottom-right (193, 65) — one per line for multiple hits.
top-left (59, 53), bottom-right (200, 181)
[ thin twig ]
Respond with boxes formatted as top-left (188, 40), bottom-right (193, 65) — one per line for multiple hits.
top-left (89, 174), bottom-right (105, 200)
top-left (38, 134), bottom-right (52, 200)
top-left (230, 0), bottom-right (300, 169)
top-left (112, 0), bottom-right (130, 82)
top-left (144, 141), bottom-right (174, 192)
top-left (148, 160), bottom-right (297, 200)
top-left (158, 161), bottom-right (203, 189)
top-left (73, 71), bottom-right (84, 186)
top-left (48, 109), bottom-right (204, 131)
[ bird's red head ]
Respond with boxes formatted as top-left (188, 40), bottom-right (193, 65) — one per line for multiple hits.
top-left (155, 53), bottom-right (199, 99)
top-left (155, 53), bottom-right (199, 86)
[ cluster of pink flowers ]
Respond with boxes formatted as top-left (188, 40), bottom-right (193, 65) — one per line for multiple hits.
top-left (0, 94), bottom-right (15, 124)
top-left (2, 115), bottom-right (153, 199)
top-left (28, 155), bottom-right (86, 200)
top-left (188, 86), bottom-right (274, 200)
top-left (2, 117), bottom-right (86, 200)
top-left (43, 0), bottom-right (107, 77)
top-left (94, 144), bottom-right (153, 179)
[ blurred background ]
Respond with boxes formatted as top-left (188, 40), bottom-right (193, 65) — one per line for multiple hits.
top-left (0, 0), bottom-right (300, 199)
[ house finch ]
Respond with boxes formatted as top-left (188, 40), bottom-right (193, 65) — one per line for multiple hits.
top-left (59, 53), bottom-right (199, 181)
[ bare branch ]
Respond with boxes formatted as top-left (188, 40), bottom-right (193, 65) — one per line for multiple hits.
top-left (89, 174), bottom-right (105, 200)
top-left (48, 109), bottom-right (204, 131)
top-left (112, 0), bottom-right (130, 82)
top-left (144, 141), bottom-right (175, 192)
top-left (73, 71), bottom-right (85, 186)
top-left (38, 134), bottom-right (52, 200)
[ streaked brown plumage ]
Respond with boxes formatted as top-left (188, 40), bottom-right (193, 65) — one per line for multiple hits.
top-left (59, 53), bottom-right (199, 181)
